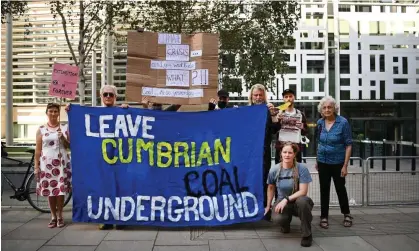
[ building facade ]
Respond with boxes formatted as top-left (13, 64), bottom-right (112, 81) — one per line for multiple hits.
top-left (1, 0), bottom-right (418, 152)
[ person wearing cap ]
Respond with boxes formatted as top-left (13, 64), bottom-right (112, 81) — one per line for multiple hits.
top-left (208, 89), bottom-right (236, 110)
top-left (274, 89), bottom-right (308, 164)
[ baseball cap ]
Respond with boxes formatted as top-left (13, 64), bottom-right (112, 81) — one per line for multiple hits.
top-left (217, 89), bottom-right (229, 98)
top-left (282, 89), bottom-right (295, 97)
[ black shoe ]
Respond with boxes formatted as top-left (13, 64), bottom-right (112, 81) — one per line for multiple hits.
top-left (301, 234), bottom-right (313, 247)
top-left (115, 225), bottom-right (126, 230)
top-left (280, 226), bottom-right (290, 233)
top-left (99, 224), bottom-right (113, 230)
top-left (264, 209), bottom-right (272, 221)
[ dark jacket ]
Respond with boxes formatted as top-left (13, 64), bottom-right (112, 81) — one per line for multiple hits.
top-left (208, 102), bottom-right (234, 111)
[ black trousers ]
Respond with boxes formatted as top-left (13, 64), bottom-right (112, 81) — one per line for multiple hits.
top-left (318, 162), bottom-right (350, 218)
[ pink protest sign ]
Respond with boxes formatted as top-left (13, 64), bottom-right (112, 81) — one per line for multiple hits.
top-left (49, 63), bottom-right (79, 99)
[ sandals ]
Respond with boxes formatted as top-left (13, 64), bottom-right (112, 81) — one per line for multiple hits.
top-left (343, 214), bottom-right (353, 227)
top-left (319, 218), bottom-right (329, 229)
top-left (48, 219), bottom-right (57, 228)
top-left (57, 218), bottom-right (65, 228)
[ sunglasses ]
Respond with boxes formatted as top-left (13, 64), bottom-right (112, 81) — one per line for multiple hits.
top-left (103, 92), bottom-right (115, 98)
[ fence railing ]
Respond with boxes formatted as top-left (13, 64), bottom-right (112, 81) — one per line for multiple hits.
top-left (366, 156), bottom-right (419, 206)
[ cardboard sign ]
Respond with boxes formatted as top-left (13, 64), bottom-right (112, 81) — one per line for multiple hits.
top-left (126, 31), bottom-right (219, 105)
top-left (49, 63), bottom-right (79, 99)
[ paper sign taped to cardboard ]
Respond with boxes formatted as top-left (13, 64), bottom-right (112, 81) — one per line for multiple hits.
top-left (191, 50), bottom-right (202, 57)
top-left (166, 70), bottom-right (189, 87)
top-left (158, 33), bottom-right (181, 44)
top-left (142, 87), bottom-right (204, 98)
top-left (49, 63), bottom-right (79, 99)
top-left (192, 69), bottom-right (209, 86)
top-left (166, 44), bottom-right (189, 61)
top-left (150, 60), bottom-right (196, 70)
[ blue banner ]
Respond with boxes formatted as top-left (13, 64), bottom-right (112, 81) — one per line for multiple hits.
top-left (69, 104), bottom-right (267, 227)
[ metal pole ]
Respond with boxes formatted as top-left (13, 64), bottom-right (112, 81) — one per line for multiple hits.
top-left (106, 29), bottom-right (113, 85)
top-left (92, 51), bottom-right (97, 106)
top-left (6, 4), bottom-right (14, 145)
top-left (333, 0), bottom-right (340, 113)
top-left (101, 35), bottom-right (106, 88)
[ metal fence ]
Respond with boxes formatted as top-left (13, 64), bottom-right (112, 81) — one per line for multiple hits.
top-left (303, 157), bottom-right (364, 207)
top-left (366, 156), bottom-right (419, 206)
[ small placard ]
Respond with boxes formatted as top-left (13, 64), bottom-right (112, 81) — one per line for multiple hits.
top-left (191, 50), bottom-right (202, 57)
top-left (150, 60), bottom-right (196, 70)
top-left (166, 44), bottom-right (189, 61)
top-left (49, 63), bottom-right (79, 99)
top-left (191, 69), bottom-right (209, 86)
top-left (166, 70), bottom-right (190, 87)
top-left (158, 33), bottom-right (181, 44)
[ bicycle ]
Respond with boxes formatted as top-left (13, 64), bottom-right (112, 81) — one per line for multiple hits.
top-left (1, 142), bottom-right (72, 213)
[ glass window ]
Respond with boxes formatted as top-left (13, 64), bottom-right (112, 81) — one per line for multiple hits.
top-left (301, 78), bottom-right (314, 92)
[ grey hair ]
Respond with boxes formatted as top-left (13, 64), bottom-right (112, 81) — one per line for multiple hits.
top-left (100, 85), bottom-right (118, 97)
top-left (317, 96), bottom-right (339, 114)
top-left (248, 84), bottom-right (268, 105)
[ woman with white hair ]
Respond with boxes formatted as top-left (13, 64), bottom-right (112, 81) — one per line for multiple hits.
top-left (248, 84), bottom-right (280, 215)
top-left (315, 96), bottom-right (353, 229)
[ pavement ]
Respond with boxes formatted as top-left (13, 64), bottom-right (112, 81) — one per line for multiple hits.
top-left (2, 206), bottom-right (419, 251)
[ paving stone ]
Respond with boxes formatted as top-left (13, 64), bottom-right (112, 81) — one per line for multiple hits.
top-left (154, 246), bottom-right (209, 251)
top-left (1, 240), bottom-right (46, 251)
top-left (396, 207), bottom-right (419, 214)
top-left (407, 234), bottom-right (419, 242)
top-left (1, 222), bottom-right (23, 236)
top-left (314, 236), bottom-right (379, 251)
top-left (361, 235), bottom-right (419, 251)
top-left (373, 223), bottom-right (418, 234)
top-left (155, 230), bottom-right (208, 246)
top-left (45, 229), bottom-right (108, 246)
top-left (2, 219), bottom-right (63, 240)
top-left (104, 229), bottom-right (158, 241)
top-left (38, 246), bottom-right (97, 251)
top-left (223, 229), bottom-right (259, 239)
top-left (360, 208), bottom-right (400, 214)
top-left (194, 230), bottom-right (226, 240)
top-left (1, 210), bottom-right (41, 223)
top-left (262, 238), bottom-right (323, 251)
top-left (209, 239), bottom-right (266, 251)
top-left (95, 240), bottom-right (154, 251)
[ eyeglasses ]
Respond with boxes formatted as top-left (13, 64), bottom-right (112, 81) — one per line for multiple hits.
top-left (103, 92), bottom-right (115, 98)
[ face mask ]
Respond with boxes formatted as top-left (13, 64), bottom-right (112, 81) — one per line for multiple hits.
top-left (218, 101), bottom-right (227, 109)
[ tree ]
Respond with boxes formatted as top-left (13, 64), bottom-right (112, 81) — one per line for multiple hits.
top-left (49, 0), bottom-right (139, 104)
top-left (1, 1), bottom-right (27, 24)
top-left (134, 1), bottom-right (300, 95)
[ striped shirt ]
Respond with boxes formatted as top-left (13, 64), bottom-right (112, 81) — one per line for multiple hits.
top-left (317, 115), bottom-right (352, 164)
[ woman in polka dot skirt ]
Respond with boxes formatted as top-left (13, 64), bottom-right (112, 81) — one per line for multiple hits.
top-left (34, 103), bottom-right (71, 228)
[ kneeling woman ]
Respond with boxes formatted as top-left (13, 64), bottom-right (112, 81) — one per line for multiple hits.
top-left (265, 142), bottom-right (314, 247)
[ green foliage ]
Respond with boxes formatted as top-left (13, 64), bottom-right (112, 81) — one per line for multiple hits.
top-left (135, 1), bottom-right (300, 94)
top-left (1, 1), bottom-right (28, 24)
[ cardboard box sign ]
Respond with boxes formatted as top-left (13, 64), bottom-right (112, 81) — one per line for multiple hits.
top-left (126, 31), bottom-right (219, 105)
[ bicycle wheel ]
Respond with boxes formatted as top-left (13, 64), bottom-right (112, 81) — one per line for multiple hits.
top-left (26, 173), bottom-right (72, 213)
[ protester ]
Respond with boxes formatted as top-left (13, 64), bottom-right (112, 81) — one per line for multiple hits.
top-left (248, 84), bottom-right (280, 208)
top-left (34, 103), bottom-right (71, 228)
top-left (208, 89), bottom-right (236, 110)
top-left (141, 96), bottom-right (181, 111)
top-left (265, 142), bottom-right (314, 247)
top-left (315, 96), bottom-right (353, 228)
top-left (65, 85), bottom-right (128, 230)
top-left (274, 89), bottom-right (308, 163)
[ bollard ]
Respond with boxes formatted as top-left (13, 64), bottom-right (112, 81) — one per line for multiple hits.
top-left (370, 141), bottom-right (374, 169)
top-left (382, 140), bottom-right (386, 171)
top-left (412, 143), bottom-right (416, 175)
top-left (396, 142), bottom-right (400, 171)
